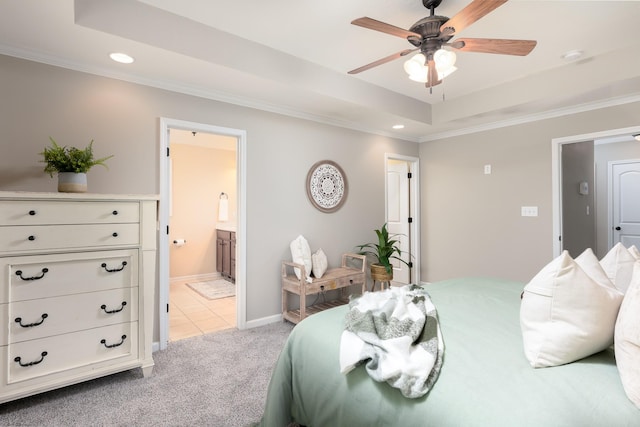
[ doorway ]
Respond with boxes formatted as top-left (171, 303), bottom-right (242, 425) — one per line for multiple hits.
top-left (385, 154), bottom-right (420, 285)
top-left (168, 130), bottom-right (237, 341)
top-left (552, 126), bottom-right (640, 258)
top-left (158, 118), bottom-right (247, 351)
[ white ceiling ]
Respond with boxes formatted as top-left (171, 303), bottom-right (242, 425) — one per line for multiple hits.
top-left (2, 0), bottom-right (640, 141)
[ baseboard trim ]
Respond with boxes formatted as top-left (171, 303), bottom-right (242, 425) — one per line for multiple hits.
top-left (244, 313), bottom-right (284, 329)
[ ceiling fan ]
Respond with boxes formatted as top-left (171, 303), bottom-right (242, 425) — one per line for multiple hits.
top-left (348, 0), bottom-right (537, 90)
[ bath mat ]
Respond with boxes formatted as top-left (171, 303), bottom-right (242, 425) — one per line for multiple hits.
top-left (187, 279), bottom-right (235, 300)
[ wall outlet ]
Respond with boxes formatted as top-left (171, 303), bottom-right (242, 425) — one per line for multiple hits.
top-left (521, 206), bottom-right (538, 217)
top-left (484, 164), bottom-right (492, 174)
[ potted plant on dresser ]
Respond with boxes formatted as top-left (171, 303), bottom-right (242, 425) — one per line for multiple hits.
top-left (40, 137), bottom-right (113, 193)
top-left (356, 223), bottom-right (410, 290)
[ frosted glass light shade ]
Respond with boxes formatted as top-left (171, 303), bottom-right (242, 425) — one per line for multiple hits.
top-left (434, 49), bottom-right (456, 69)
top-left (404, 53), bottom-right (426, 75)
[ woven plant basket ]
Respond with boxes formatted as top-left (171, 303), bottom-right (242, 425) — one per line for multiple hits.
top-left (371, 263), bottom-right (393, 282)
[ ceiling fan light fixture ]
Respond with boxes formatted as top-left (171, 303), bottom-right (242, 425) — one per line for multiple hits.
top-left (408, 69), bottom-right (429, 83)
top-left (405, 50), bottom-right (457, 83)
top-left (434, 48), bottom-right (456, 69)
top-left (404, 53), bottom-right (426, 75)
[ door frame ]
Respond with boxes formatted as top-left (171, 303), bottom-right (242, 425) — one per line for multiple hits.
top-left (158, 117), bottom-right (247, 351)
top-left (551, 125), bottom-right (640, 257)
top-left (384, 153), bottom-right (420, 285)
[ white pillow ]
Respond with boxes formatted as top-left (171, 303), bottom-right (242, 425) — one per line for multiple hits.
top-left (520, 250), bottom-right (624, 368)
top-left (615, 261), bottom-right (640, 409)
top-left (575, 248), bottom-right (617, 290)
top-left (600, 242), bottom-right (636, 293)
top-left (312, 248), bottom-right (328, 278)
top-left (628, 245), bottom-right (640, 261)
top-left (289, 235), bottom-right (312, 281)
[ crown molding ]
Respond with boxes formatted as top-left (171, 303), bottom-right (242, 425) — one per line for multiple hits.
top-left (419, 93), bottom-right (640, 142)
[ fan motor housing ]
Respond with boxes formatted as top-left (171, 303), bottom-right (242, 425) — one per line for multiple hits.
top-left (409, 15), bottom-right (450, 39)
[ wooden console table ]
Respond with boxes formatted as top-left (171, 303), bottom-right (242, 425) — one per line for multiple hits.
top-left (281, 253), bottom-right (366, 324)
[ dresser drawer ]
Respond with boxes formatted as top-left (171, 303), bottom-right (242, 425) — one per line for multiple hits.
top-left (1, 250), bottom-right (138, 303)
top-left (5, 322), bottom-right (138, 385)
top-left (0, 201), bottom-right (139, 226)
top-left (5, 287), bottom-right (139, 345)
top-left (0, 223), bottom-right (139, 254)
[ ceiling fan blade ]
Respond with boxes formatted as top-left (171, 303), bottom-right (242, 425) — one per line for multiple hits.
top-left (440, 0), bottom-right (508, 36)
top-left (352, 17), bottom-right (421, 39)
top-left (451, 38), bottom-right (537, 56)
top-left (426, 58), bottom-right (442, 89)
top-left (348, 48), bottom-right (419, 74)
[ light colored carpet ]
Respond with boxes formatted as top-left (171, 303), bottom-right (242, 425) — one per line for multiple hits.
top-left (187, 279), bottom-right (235, 300)
top-left (0, 321), bottom-right (294, 427)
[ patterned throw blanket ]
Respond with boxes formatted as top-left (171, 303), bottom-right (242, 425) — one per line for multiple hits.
top-left (339, 284), bottom-right (444, 399)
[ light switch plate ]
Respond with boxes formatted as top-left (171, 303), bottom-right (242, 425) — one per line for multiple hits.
top-left (521, 206), bottom-right (538, 217)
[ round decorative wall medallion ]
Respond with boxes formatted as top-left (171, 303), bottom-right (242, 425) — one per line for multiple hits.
top-left (306, 160), bottom-right (348, 213)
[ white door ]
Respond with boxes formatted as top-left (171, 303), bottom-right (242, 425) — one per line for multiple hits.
top-left (386, 159), bottom-right (411, 284)
top-left (611, 160), bottom-right (640, 248)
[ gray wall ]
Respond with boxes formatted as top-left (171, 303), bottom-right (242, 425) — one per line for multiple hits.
top-left (561, 140), bottom-right (595, 258)
top-left (0, 54), bottom-right (418, 329)
top-left (420, 103), bottom-right (640, 283)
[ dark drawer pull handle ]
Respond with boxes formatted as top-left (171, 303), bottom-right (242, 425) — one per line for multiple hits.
top-left (101, 261), bottom-right (127, 272)
top-left (28, 235), bottom-right (36, 241)
top-left (15, 268), bottom-right (49, 281)
top-left (112, 210), bottom-right (118, 215)
top-left (112, 232), bottom-right (118, 237)
top-left (14, 351), bottom-right (48, 367)
top-left (101, 301), bottom-right (127, 314)
top-left (28, 210), bottom-right (36, 216)
top-left (101, 335), bottom-right (127, 348)
top-left (15, 313), bottom-right (48, 327)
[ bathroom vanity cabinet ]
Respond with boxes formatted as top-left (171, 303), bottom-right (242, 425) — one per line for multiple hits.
top-left (216, 229), bottom-right (235, 282)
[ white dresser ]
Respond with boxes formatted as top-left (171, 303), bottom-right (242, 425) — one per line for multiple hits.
top-left (0, 191), bottom-right (157, 403)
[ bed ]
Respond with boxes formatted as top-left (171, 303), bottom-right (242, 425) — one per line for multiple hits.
top-left (258, 277), bottom-right (640, 426)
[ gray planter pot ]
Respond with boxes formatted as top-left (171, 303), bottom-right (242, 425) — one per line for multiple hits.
top-left (58, 172), bottom-right (87, 193)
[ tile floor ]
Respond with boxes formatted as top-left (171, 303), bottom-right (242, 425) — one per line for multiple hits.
top-left (169, 280), bottom-right (236, 342)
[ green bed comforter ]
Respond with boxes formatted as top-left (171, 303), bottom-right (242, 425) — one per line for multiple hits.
top-left (259, 277), bottom-right (640, 427)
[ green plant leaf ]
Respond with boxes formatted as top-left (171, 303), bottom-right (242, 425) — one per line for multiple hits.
top-left (40, 137), bottom-right (113, 177)
top-left (355, 222), bottom-right (411, 274)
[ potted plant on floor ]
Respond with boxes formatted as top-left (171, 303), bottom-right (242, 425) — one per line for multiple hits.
top-left (40, 137), bottom-right (113, 193)
top-left (355, 223), bottom-right (410, 287)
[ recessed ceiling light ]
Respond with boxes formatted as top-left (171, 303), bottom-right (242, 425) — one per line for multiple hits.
top-left (392, 124), bottom-right (405, 129)
top-left (110, 53), bottom-right (134, 64)
top-left (561, 50), bottom-right (583, 61)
